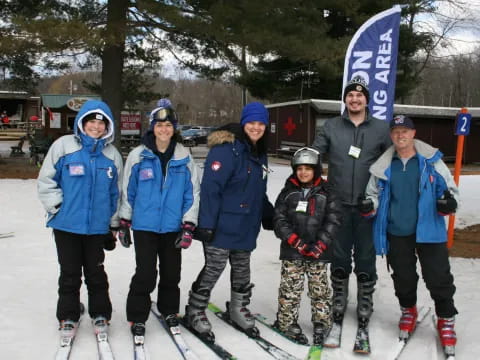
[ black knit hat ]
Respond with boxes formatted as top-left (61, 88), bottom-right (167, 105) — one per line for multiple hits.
top-left (343, 76), bottom-right (370, 104)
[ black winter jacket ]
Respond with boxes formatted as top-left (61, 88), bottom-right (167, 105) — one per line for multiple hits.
top-left (273, 176), bottom-right (343, 261)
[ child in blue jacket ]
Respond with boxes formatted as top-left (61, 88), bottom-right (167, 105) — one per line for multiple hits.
top-left (38, 100), bottom-right (123, 335)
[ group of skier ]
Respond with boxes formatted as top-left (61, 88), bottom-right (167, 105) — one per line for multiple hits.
top-left (37, 75), bottom-right (459, 358)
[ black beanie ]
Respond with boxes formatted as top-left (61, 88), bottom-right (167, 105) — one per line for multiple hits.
top-left (343, 76), bottom-right (369, 104)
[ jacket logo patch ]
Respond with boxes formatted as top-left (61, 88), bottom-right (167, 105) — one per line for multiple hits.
top-left (139, 168), bottom-right (154, 180)
top-left (69, 163), bottom-right (85, 176)
top-left (107, 166), bottom-right (113, 179)
top-left (211, 161), bottom-right (222, 171)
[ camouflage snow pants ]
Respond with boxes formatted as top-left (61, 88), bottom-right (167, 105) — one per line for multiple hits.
top-left (277, 260), bottom-right (332, 331)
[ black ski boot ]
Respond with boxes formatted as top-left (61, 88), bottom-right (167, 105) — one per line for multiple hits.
top-left (273, 320), bottom-right (309, 345)
top-left (331, 268), bottom-right (349, 322)
top-left (313, 322), bottom-right (329, 346)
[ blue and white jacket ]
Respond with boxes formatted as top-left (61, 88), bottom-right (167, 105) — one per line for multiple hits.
top-left (365, 139), bottom-right (459, 255)
top-left (119, 142), bottom-right (200, 233)
top-left (37, 100), bottom-right (123, 235)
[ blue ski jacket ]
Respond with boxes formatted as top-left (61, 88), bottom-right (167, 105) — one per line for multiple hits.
top-left (37, 100), bottom-right (123, 235)
top-left (365, 140), bottom-right (459, 255)
top-left (119, 141), bottom-right (200, 233)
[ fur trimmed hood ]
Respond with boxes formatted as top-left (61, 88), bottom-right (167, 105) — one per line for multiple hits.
top-left (206, 123), bottom-right (267, 155)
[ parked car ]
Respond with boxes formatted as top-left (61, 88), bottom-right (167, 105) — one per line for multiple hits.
top-left (181, 128), bottom-right (210, 147)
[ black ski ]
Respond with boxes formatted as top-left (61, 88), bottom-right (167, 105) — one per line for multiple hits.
top-left (0, 232), bottom-right (14, 239)
top-left (150, 303), bottom-right (200, 360)
top-left (253, 313), bottom-right (323, 360)
top-left (253, 313), bottom-right (309, 345)
top-left (208, 303), bottom-right (300, 360)
top-left (353, 323), bottom-right (371, 354)
top-left (178, 316), bottom-right (237, 359)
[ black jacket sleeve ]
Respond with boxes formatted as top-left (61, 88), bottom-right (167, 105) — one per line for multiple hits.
top-left (316, 183), bottom-right (343, 247)
top-left (273, 187), bottom-right (296, 243)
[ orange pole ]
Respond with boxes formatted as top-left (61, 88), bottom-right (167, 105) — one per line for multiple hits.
top-left (447, 107), bottom-right (468, 248)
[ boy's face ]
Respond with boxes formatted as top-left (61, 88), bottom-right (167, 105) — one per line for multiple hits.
top-left (296, 165), bottom-right (315, 184)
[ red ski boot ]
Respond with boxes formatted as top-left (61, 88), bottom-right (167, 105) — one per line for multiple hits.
top-left (398, 306), bottom-right (418, 339)
top-left (437, 316), bottom-right (456, 357)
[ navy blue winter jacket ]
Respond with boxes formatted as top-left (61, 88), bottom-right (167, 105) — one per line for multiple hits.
top-left (198, 125), bottom-right (273, 251)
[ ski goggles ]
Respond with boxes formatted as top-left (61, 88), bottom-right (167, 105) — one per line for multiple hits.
top-left (153, 108), bottom-right (175, 122)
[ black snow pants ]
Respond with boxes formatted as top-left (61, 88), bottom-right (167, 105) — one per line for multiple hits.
top-left (54, 229), bottom-right (112, 322)
top-left (386, 233), bottom-right (458, 318)
top-left (126, 230), bottom-right (181, 323)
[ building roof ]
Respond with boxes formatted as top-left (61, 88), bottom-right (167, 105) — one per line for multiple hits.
top-left (41, 94), bottom-right (101, 109)
top-left (266, 99), bottom-right (480, 118)
top-left (0, 90), bottom-right (30, 100)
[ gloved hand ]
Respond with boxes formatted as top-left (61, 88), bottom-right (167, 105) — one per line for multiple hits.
top-left (175, 222), bottom-right (195, 249)
top-left (193, 228), bottom-right (215, 243)
top-left (118, 219), bottom-right (132, 248)
top-left (358, 196), bottom-right (374, 216)
top-left (307, 240), bottom-right (327, 259)
top-left (104, 231), bottom-right (117, 251)
top-left (287, 234), bottom-right (310, 256)
top-left (437, 190), bottom-right (457, 215)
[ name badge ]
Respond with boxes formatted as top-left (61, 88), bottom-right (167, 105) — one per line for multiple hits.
top-left (139, 168), bottom-right (154, 180)
top-left (348, 145), bottom-right (361, 159)
top-left (296, 201), bottom-right (308, 213)
top-left (69, 163), bottom-right (85, 176)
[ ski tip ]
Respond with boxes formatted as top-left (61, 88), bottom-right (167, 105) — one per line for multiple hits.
top-left (306, 345), bottom-right (322, 360)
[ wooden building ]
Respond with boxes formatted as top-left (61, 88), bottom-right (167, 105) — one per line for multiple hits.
top-left (266, 99), bottom-right (480, 163)
top-left (0, 91), bottom-right (40, 125)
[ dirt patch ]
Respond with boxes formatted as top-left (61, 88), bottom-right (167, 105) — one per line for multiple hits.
top-left (1, 157), bottom-right (478, 258)
top-left (450, 224), bottom-right (480, 258)
top-left (0, 157), bottom-right (39, 179)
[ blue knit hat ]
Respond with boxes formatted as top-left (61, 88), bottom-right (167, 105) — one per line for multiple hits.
top-left (240, 102), bottom-right (269, 127)
top-left (149, 98), bottom-right (178, 130)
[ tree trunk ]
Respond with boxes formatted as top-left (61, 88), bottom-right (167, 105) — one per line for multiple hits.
top-left (101, 0), bottom-right (129, 149)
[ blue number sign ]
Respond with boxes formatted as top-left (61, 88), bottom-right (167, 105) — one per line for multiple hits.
top-left (455, 113), bottom-right (471, 136)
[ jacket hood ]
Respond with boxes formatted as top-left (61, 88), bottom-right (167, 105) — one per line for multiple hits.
top-left (207, 123), bottom-right (240, 148)
top-left (370, 139), bottom-right (442, 179)
top-left (74, 100), bottom-right (115, 144)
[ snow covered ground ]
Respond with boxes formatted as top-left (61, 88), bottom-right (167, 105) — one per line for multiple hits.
top-left (0, 164), bottom-right (479, 359)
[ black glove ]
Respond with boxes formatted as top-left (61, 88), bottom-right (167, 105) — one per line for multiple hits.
top-left (437, 190), bottom-right (457, 215)
top-left (262, 197), bottom-right (275, 230)
top-left (104, 232), bottom-right (117, 251)
top-left (287, 233), bottom-right (310, 256)
top-left (262, 216), bottom-right (274, 230)
top-left (307, 240), bottom-right (327, 259)
top-left (358, 197), bottom-right (374, 216)
top-left (175, 222), bottom-right (195, 249)
top-left (193, 228), bottom-right (215, 243)
top-left (118, 219), bottom-right (132, 248)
